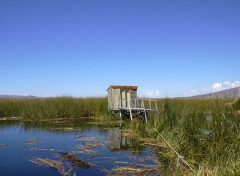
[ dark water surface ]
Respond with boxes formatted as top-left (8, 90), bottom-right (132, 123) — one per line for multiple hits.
top-left (0, 121), bottom-right (157, 176)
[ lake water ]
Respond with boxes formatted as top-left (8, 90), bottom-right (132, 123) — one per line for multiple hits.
top-left (0, 121), bottom-right (159, 176)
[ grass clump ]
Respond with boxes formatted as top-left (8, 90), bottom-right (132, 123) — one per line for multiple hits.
top-left (0, 97), bottom-right (111, 120)
top-left (127, 98), bottom-right (240, 175)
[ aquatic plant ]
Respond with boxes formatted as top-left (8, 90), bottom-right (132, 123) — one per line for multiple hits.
top-left (0, 97), bottom-right (111, 120)
top-left (129, 98), bottom-right (240, 175)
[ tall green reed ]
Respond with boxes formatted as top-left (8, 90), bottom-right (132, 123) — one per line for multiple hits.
top-left (0, 97), bottom-right (110, 120)
top-left (138, 98), bottom-right (240, 174)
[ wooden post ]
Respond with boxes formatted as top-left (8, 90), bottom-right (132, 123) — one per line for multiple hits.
top-left (128, 100), bottom-right (133, 121)
top-left (144, 110), bottom-right (147, 123)
top-left (130, 109), bottom-right (133, 121)
top-left (141, 100), bottom-right (145, 108)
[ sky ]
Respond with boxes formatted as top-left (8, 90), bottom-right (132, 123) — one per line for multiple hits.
top-left (0, 0), bottom-right (240, 98)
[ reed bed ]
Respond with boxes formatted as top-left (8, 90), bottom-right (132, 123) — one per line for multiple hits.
top-left (128, 98), bottom-right (240, 175)
top-left (0, 97), bottom-right (110, 120)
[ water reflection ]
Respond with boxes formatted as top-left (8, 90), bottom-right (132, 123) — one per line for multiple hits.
top-left (108, 127), bottom-right (131, 152)
top-left (0, 121), bottom-right (158, 176)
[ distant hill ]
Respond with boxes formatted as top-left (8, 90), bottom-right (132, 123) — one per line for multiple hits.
top-left (191, 86), bottom-right (240, 98)
top-left (0, 95), bottom-right (38, 99)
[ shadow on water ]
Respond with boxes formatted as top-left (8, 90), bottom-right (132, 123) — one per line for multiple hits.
top-left (0, 120), bottom-right (160, 176)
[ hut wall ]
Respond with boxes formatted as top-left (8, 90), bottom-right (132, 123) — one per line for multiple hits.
top-left (130, 90), bottom-right (137, 108)
top-left (120, 89), bottom-right (128, 108)
top-left (112, 88), bottom-right (120, 109)
top-left (108, 88), bottom-right (121, 110)
top-left (108, 87), bottom-right (138, 110)
top-left (107, 88), bottom-right (112, 110)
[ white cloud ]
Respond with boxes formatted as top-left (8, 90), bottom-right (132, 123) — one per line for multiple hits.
top-left (212, 83), bottom-right (223, 91)
top-left (223, 81), bottom-right (232, 87)
top-left (187, 81), bottom-right (240, 97)
top-left (211, 81), bottom-right (240, 92)
top-left (139, 88), bottom-right (161, 98)
top-left (232, 81), bottom-right (240, 88)
top-left (138, 81), bottom-right (240, 98)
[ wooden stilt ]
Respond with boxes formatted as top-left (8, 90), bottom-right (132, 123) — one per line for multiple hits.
top-left (130, 109), bottom-right (133, 121)
top-left (112, 99), bottom-right (158, 123)
top-left (144, 110), bottom-right (147, 123)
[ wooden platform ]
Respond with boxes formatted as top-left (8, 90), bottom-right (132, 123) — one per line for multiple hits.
top-left (111, 99), bottom-right (158, 123)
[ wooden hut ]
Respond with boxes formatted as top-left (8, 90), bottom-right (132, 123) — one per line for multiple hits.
top-left (107, 85), bottom-right (158, 123)
top-left (107, 85), bottom-right (138, 111)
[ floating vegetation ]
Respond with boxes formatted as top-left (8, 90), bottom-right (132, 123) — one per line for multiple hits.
top-left (60, 152), bottom-right (91, 168)
top-left (51, 127), bottom-right (82, 131)
top-left (25, 138), bottom-right (42, 144)
top-left (76, 142), bottom-right (104, 154)
top-left (75, 136), bottom-right (103, 142)
top-left (0, 117), bottom-right (22, 121)
top-left (107, 165), bottom-right (160, 176)
top-left (30, 152), bottom-right (90, 176)
top-left (30, 147), bottom-right (62, 152)
top-left (106, 155), bottom-right (161, 176)
top-left (30, 157), bottom-right (75, 176)
top-left (87, 120), bottom-right (124, 125)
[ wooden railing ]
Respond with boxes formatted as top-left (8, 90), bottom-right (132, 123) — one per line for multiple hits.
top-left (118, 99), bottom-right (158, 111)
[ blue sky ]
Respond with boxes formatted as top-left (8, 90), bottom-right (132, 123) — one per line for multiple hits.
top-left (1, 0), bottom-right (240, 97)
